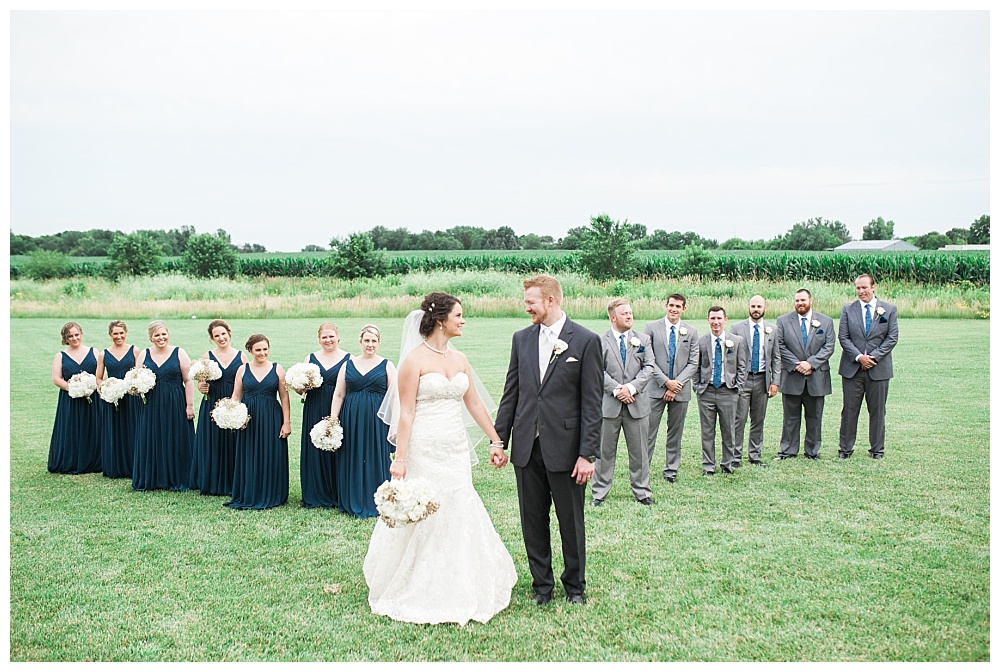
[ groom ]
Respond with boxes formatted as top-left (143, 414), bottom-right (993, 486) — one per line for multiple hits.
top-left (495, 274), bottom-right (603, 605)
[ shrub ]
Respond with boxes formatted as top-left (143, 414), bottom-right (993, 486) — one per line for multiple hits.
top-left (183, 233), bottom-right (240, 278)
top-left (21, 250), bottom-right (72, 281)
top-left (678, 244), bottom-right (718, 278)
top-left (328, 233), bottom-right (388, 280)
top-left (577, 214), bottom-right (639, 281)
top-left (105, 232), bottom-right (163, 280)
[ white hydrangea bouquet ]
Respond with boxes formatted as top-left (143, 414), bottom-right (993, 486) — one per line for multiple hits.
top-left (99, 377), bottom-right (129, 409)
top-left (211, 397), bottom-right (250, 431)
top-left (374, 478), bottom-right (441, 528)
top-left (68, 371), bottom-right (98, 403)
top-left (310, 416), bottom-right (344, 452)
top-left (285, 362), bottom-right (323, 402)
top-left (188, 358), bottom-right (223, 400)
top-left (124, 366), bottom-right (157, 404)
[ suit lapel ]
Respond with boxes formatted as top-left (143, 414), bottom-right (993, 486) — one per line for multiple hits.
top-left (540, 319), bottom-right (573, 390)
top-left (527, 324), bottom-right (542, 389)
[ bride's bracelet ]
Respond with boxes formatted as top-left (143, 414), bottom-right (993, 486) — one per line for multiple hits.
top-left (392, 456), bottom-right (406, 463)
top-left (489, 440), bottom-right (504, 448)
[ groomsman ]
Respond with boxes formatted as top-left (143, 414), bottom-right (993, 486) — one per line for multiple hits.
top-left (644, 294), bottom-right (699, 483)
top-left (837, 274), bottom-right (899, 459)
top-left (730, 295), bottom-right (781, 467)
top-left (775, 288), bottom-right (836, 461)
top-left (693, 307), bottom-right (748, 475)
top-left (592, 298), bottom-right (656, 506)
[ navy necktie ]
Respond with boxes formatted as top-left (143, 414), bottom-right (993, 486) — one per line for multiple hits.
top-left (751, 324), bottom-right (761, 373)
top-left (713, 337), bottom-right (722, 388)
top-left (864, 304), bottom-right (872, 335)
top-left (668, 325), bottom-right (677, 378)
top-left (800, 317), bottom-right (808, 349)
top-left (619, 333), bottom-right (627, 368)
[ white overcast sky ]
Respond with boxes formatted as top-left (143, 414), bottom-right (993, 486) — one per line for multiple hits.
top-left (8, 6), bottom-right (991, 251)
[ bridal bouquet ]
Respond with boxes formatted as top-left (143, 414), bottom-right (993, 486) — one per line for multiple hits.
top-left (124, 366), bottom-right (156, 403)
top-left (374, 478), bottom-right (440, 528)
top-left (285, 362), bottom-right (323, 401)
top-left (99, 376), bottom-right (129, 409)
top-left (309, 416), bottom-right (343, 452)
top-left (188, 359), bottom-right (223, 400)
top-left (68, 372), bottom-right (98, 403)
top-left (211, 397), bottom-right (250, 430)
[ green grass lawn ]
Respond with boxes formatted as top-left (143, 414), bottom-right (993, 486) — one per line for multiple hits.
top-left (9, 317), bottom-right (989, 661)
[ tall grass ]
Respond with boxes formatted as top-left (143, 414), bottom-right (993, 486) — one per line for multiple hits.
top-left (9, 272), bottom-right (990, 320)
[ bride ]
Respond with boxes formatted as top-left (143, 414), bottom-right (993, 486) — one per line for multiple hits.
top-left (364, 292), bottom-right (518, 625)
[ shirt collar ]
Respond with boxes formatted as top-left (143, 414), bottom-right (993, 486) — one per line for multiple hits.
top-left (544, 312), bottom-right (567, 339)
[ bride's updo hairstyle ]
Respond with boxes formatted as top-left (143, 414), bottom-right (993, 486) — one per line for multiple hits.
top-left (419, 292), bottom-right (461, 338)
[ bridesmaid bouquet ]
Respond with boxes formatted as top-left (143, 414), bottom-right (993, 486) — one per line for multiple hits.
top-left (188, 359), bottom-right (223, 400)
top-left (285, 362), bottom-right (323, 402)
top-left (68, 372), bottom-right (98, 403)
top-left (374, 478), bottom-right (441, 528)
top-left (309, 416), bottom-right (343, 452)
top-left (211, 397), bottom-right (250, 431)
top-left (124, 366), bottom-right (157, 404)
top-left (99, 377), bottom-right (129, 410)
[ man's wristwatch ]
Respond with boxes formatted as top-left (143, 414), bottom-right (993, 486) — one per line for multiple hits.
top-left (585, 455), bottom-right (597, 463)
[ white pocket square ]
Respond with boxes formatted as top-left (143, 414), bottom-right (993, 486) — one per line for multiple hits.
top-left (566, 357), bottom-right (579, 363)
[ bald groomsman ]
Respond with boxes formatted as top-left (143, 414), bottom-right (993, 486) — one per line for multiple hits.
top-left (592, 298), bottom-right (656, 506)
top-left (644, 294), bottom-right (699, 483)
top-left (775, 288), bottom-right (836, 461)
top-left (730, 295), bottom-right (781, 467)
top-left (837, 274), bottom-right (898, 460)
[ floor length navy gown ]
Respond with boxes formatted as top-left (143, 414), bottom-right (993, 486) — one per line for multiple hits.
top-left (226, 363), bottom-right (289, 510)
top-left (300, 352), bottom-right (350, 508)
top-left (335, 358), bottom-right (392, 518)
top-left (191, 351), bottom-right (244, 495)
top-left (98, 347), bottom-right (140, 478)
top-left (48, 348), bottom-right (101, 474)
top-left (132, 347), bottom-right (195, 491)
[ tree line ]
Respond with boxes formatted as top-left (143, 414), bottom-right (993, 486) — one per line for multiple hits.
top-left (9, 226), bottom-right (266, 257)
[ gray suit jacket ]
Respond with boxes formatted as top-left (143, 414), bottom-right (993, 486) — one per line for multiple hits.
top-left (730, 319), bottom-right (781, 389)
top-left (838, 299), bottom-right (898, 380)
top-left (600, 329), bottom-right (655, 419)
top-left (693, 331), bottom-right (749, 395)
top-left (643, 318), bottom-right (699, 402)
top-left (776, 311), bottom-right (836, 396)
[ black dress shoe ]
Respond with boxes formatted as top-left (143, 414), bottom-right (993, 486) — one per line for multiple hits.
top-left (591, 498), bottom-right (604, 507)
top-left (565, 593), bottom-right (586, 605)
top-left (637, 497), bottom-right (654, 506)
top-left (532, 593), bottom-right (552, 606)
top-left (773, 454), bottom-right (795, 461)
top-left (732, 462), bottom-right (742, 469)
top-left (838, 453), bottom-right (850, 460)
top-left (804, 454), bottom-right (819, 461)
top-left (871, 453), bottom-right (883, 460)
top-left (664, 475), bottom-right (676, 483)
top-left (720, 465), bottom-right (733, 474)
top-left (702, 470), bottom-right (714, 476)
top-left (750, 460), bottom-right (769, 468)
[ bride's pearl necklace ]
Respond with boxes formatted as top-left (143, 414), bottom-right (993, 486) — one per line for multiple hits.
top-left (422, 341), bottom-right (449, 357)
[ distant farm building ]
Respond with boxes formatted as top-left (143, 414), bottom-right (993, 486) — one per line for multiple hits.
top-left (942, 244), bottom-right (990, 251)
top-left (834, 240), bottom-right (919, 252)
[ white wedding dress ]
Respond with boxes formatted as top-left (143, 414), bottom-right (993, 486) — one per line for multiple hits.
top-left (363, 372), bottom-right (518, 625)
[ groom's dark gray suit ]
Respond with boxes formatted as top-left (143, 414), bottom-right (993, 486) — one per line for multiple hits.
top-left (495, 317), bottom-right (603, 598)
top-left (837, 298), bottom-right (898, 457)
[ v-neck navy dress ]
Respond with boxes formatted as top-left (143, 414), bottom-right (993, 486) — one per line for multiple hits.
top-left (191, 351), bottom-right (244, 495)
top-left (98, 347), bottom-right (140, 478)
top-left (300, 352), bottom-right (350, 508)
top-left (132, 347), bottom-right (195, 491)
top-left (48, 348), bottom-right (101, 475)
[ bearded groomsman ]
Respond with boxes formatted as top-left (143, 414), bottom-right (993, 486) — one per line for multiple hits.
top-left (837, 274), bottom-right (899, 460)
top-left (693, 307), bottom-right (748, 475)
top-left (774, 288), bottom-right (836, 461)
top-left (644, 294), bottom-right (699, 483)
top-left (592, 298), bottom-right (656, 507)
top-left (730, 295), bottom-right (781, 467)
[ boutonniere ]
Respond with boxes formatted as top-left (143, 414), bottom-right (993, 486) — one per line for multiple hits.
top-left (875, 306), bottom-right (885, 316)
top-left (764, 327), bottom-right (773, 335)
top-left (678, 327), bottom-right (688, 336)
top-left (549, 339), bottom-right (568, 364)
top-left (810, 319), bottom-right (821, 330)
top-left (629, 337), bottom-right (641, 348)
top-left (724, 339), bottom-right (734, 351)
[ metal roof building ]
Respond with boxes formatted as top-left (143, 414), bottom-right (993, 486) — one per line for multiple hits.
top-left (834, 240), bottom-right (920, 251)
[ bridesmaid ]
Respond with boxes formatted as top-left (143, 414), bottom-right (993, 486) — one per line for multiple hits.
top-left (225, 334), bottom-right (291, 510)
top-left (190, 319), bottom-right (244, 495)
top-left (48, 322), bottom-right (102, 474)
top-left (300, 323), bottom-right (351, 508)
top-left (95, 320), bottom-right (140, 478)
top-left (132, 320), bottom-right (196, 491)
top-left (330, 324), bottom-right (396, 518)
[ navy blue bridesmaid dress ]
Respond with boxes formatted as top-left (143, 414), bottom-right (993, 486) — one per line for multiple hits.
top-left (226, 363), bottom-right (289, 510)
top-left (98, 347), bottom-right (140, 478)
top-left (190, 351), bottom-right (244, 495)
top-left (335, 358), bottom-right (392, 518)
top-left (300, 352), bottom-right (350, 508)
top-left (132, 347), bottom-right (195, 491)
top-left (48, 348), bottom-right (101, 474)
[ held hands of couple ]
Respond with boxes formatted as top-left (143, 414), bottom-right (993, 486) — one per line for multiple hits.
top-left (488, 441), bottom-right (508, 469)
